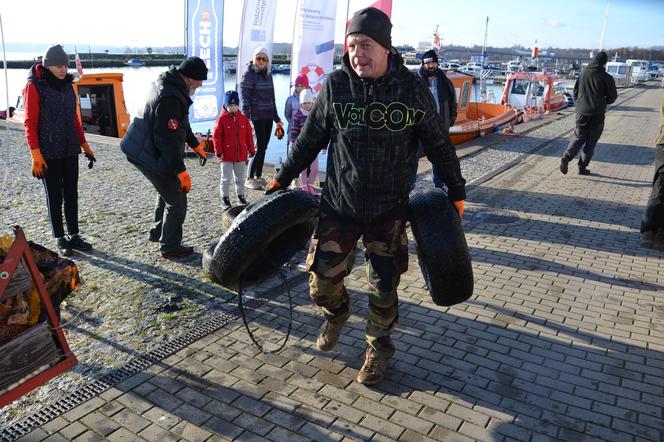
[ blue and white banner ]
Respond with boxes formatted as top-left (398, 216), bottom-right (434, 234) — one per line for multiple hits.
top-left (236, 0), bottom-right (278, 100)
top-left (290, 0), bottom-right (337, 97)
top-left (186, 0), bottom-right (224, 124)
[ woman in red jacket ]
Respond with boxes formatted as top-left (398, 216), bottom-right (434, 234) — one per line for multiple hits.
top-left (24, 44), bottom-right (96, 257)
top-left (212, 90), bottom-right (256, 209)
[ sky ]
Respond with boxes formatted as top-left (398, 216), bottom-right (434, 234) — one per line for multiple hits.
top-left (1, 0), bottom-right (663, 51)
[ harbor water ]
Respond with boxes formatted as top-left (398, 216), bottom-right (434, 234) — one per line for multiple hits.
top-left (1, 65), bottom-right (504, 166)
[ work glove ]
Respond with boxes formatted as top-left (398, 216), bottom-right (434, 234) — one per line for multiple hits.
top-left (81, 142), bottom-right (96, 169)
top-left (177, 170), bottom-right (192, 193)
top-left (274, 122), bottom-right (284, 140)
top-left (192, 143), bottom-right (207, 166)
top-left (30, 148), bottom-right (47, 179)
top-left (452, 200), bottom-right (464, 219)
top-left (265, 178), bottom-right (283, 195)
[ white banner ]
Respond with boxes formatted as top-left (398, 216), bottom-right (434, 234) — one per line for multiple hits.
top-left (289, 0), bottom-right (337, 97)
top-left (236, 0), bottom-right (278, 99)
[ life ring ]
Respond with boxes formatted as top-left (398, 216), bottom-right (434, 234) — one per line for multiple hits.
top-left (300, 65), bottom-right (326, 94)
top-left (203, 190), bottom-right (319, 289)
top-left (408, 189), bottom-right (473, 306)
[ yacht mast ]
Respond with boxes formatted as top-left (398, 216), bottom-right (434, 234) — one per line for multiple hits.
top-left (599, 1), bottom-right (610, 51)
top-left (482, 16), bottom-right (489, 64)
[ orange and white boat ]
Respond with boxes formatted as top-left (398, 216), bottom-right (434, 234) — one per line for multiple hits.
top-left (446, 70), bottom-right (521, 145)
top-left (500, 71), bottom-right (567, 115)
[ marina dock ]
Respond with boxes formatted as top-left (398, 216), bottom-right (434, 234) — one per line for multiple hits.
top-left (1, 83), bottom-right (663, 441)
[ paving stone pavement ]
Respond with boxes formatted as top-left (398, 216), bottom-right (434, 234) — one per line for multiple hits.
top-left (3, 84), bottom-right (664, 441)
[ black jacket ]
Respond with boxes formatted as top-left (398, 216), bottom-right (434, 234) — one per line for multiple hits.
top-left (417, 67), bottom-right (457, 134)
top-left (120, 67), bottom-right (198, 177)
top-left (574, 63), bottom-right (617, 116)
top-left (276, 52), bottom-right (466, 223)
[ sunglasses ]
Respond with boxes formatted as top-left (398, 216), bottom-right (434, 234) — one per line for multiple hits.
top-left (255, 56), bottom-right (268, 61)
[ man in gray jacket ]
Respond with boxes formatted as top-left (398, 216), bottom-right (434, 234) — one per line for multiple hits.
top-left (560, 51), bottom-right (617, 176)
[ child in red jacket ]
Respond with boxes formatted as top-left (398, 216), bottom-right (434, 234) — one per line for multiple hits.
top-left (213, 90), bottom-right (256, 209)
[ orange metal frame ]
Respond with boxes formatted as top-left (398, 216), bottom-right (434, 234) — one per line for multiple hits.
top-left (0, 226), bottom-right (77, 409)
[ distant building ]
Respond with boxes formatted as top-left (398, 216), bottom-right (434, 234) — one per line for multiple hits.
top-left (416, 41), bottom-right (431, 52)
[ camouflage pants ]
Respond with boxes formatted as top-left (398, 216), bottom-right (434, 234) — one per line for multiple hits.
top-left (306, 207), bottom-right (408, 355)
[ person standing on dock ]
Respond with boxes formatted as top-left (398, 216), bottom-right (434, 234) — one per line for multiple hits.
top-left (240, 47), bottom-right (284, 190)
top-left (640, 93), bottom-right (664, 251)
top-left (23, 44), bottom-right (96, 257)
top-left (120, 56), bottom-right (209, 259)
top-left (560, 51), bottom-right (617, 176)
top-left (264, 7), bottom-right (466, 385)
top-left (411, 49), bottom-right (457, 188)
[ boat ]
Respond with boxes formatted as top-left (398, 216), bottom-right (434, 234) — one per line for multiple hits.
top-left (500, 71), bottom-right (567, 114)
top-left (123, 58), bottom-right (145, 67)
top-left (606, 61), bottom-right (634, 88)
top-left (446, 71), bottom-right (521, 145)
top-left (10, 72), bottom-right (131, 139)
top-left (626, 59), bottom-right (649, 83)
top-left (271, 64), bottom-right (290, 74)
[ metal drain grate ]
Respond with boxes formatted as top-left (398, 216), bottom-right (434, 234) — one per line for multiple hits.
top-left (0, 285), bottom-right (285, 442)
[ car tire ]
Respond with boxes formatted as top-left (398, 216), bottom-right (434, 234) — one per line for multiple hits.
top-left (222, 205), bottom-right (247, 232)
top-left (408, 188), bottom-right (473, 306)
top-left (203, 190), bottom-right (319, 289)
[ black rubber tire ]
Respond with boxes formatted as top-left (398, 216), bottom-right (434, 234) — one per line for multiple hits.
top-left (203, 190), bottom-right (319, 289)
top-left (408, 188), bottom-right (473, 306)
top-left (222, 205), bottom-right (247, 232)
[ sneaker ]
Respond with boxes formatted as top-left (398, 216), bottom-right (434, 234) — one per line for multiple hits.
top-left (56, 237), bottom-right (73, 257)
top-left (256, 177), bottom-right (267, 186)
top-left (222, 196), bottom-right (232, 210)
top-left (247, 179), bottom-right (263, 190)
top-left (68, 235), bottom-right (92, 251)
top-left (559, 157), bottom-right (569, 175)
top-left (356, 345), bottom-right (394, 385)
top-left (316, 320), bottom-right (346, 352)
top-left (161, 245), bottom-right (194, 259)
top-left (578, 166), bottom-right (591, 176)
top-left (237, 195), bottom-right (247, 205)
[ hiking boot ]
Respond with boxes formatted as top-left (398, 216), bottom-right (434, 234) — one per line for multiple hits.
top-left (642, 230), bottom-right (664, 251)
top-left (237, 195), bottom-right (247, 205)
top-left (68, 235), bottom-right (92, 251)
top-left (356, 345), bottom-right (394, 385)
top-left (161, 245), bottom-right (194, 259)
top-left (222, 196), bottom-right (232, 210)
top-left (559, 156), bottom-right (569, 175)
top-left (56, 237), bottom-right (72, 257)
top-left (316, 320), bottom-right (346, 352)
top-left (578, 166), bottom-right (591, 176)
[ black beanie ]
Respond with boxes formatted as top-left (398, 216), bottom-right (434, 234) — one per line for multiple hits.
top-left (346, 7), bottom-right (392, 50)
top-left (422, 50), bottom-right (438, 65)
top-left (224, 90), bottom-right (239, 108)
top-left (178, 56), bottom-right (208, 81)
top-left (593, 51), bottom-right (608, 66)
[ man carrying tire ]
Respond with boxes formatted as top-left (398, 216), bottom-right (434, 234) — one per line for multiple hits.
top-left (266, 8), bottom-right (466, 385)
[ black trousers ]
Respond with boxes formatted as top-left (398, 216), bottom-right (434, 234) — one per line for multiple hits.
top-left (641, 145), bottom-right (664, 233)
top-left (248, 119), bottom-right (273, 179)
top-left (563, 114), bottom-right (605, 168)
top-left (42, 155), bottom-right (79, 238)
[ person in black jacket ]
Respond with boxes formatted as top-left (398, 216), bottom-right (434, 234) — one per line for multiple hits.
top-left (412, 49), bottom-right (457, 188)
top-left (265, 8), bottom-right (466, 385)
top-left (120, 57), bottom-right (208, 259)
top-left (560, 51), bottom-right (617, 176)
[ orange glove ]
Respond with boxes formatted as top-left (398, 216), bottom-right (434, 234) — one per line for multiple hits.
top-left (30, 148), bottom-right (47, 179)
top-left (265, 178), bottom-right (283, 195)
top-left (192, 142), bottom-right (207, 166)
top-left (274, 122), bottom-right (285, 140)
top-left (81, 142), bottom-right (96, 169)
top-left (453, 200), bottom-right (464, 219)
top-left (177, 171), bottom-right (191, 193)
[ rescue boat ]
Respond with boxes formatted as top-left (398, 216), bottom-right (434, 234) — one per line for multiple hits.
top-left (500, 71), bottom-right (567, 114)
top-left (446, 71), bottom-right (521, 145)
top-left (11, 72), bottom-right (131, 139)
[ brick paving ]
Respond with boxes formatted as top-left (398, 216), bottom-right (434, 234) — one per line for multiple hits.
top-left (6, 84), bottom-right (664, 441)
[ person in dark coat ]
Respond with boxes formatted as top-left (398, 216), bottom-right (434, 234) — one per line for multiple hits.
top-left (411, 49), bottom-right (457, 188)
top-left (120, 57), bottom-right (208, 259)
top-left (560, 51), bottom-right (617, 175)
top-left (265, 8), bottom-right (466, 385)
top-left (23, 44), bottom-right (96, 257)
top-left (640, 94), bottom-right (664, 250)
